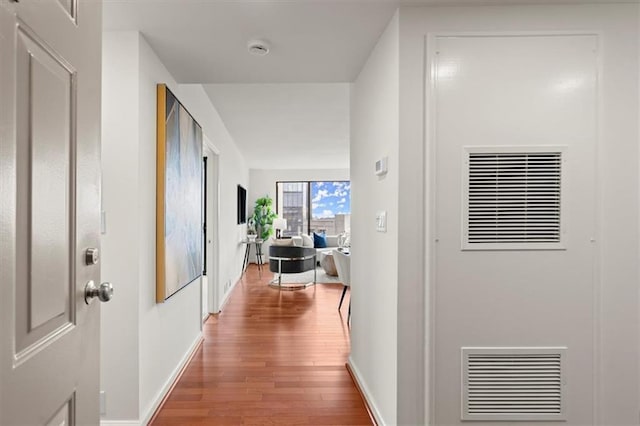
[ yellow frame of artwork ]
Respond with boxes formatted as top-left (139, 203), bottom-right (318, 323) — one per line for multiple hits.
top-left (156, 84), bottom-right (166, 303)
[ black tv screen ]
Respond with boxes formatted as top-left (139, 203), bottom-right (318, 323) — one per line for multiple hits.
top-left (237, 185), bottom-right (247, 224)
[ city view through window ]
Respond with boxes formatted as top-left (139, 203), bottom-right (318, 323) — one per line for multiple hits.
top-left (276, 181), bottom-right (351, 236)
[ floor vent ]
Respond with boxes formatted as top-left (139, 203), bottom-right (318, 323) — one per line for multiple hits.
top-left (463, 147), bottom-right (565, 250)
top-left (462, 347), bottom-right (566, 422)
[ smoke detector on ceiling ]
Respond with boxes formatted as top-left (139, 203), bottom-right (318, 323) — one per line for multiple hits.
top-left (247, 40), bottom-right (270, 57)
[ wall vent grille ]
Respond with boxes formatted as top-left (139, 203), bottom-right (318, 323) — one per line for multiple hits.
top-left (462, 347), bottom-right (566, 421)
top-left (463, 148), bottom-right (564, 250)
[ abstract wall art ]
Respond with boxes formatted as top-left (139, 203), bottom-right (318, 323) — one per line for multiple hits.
top-left (156, 84), bottom-right (203, 302)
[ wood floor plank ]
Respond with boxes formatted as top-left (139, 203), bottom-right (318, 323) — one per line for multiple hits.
top-left (150, 265), bottom-right (371, 425)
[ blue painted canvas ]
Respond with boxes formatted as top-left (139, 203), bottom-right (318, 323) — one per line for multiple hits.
top-left (163, 88), bottom-right (202, 299)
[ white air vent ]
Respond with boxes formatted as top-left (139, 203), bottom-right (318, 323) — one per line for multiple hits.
top-left (462, 347), bottom-right (566, 422)
top-left (463, 147), bottom-right (565, 250)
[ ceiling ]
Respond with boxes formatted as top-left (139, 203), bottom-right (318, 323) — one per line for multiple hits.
top-left (204, 83), bottom-right (350, 169)
top-left (104, 0), bottom-right (386, 168)
top-left (103, 0), bottom-right (619, 84)
top-left (103, 0), bottom-right (625, 169)
top-left (103, 0), bottom-right (400, 84)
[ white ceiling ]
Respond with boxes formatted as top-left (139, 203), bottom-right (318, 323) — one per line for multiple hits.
top-left (104, 0), bottom-right (619, 84)
top-left (104, 0), bottom-right (383, 168)
top-left (204, 84), bottom-right (350, 169)
top-left (103, 0), bottom-right (399, 84)
top-left (103, 0), bottom-right (625, 169)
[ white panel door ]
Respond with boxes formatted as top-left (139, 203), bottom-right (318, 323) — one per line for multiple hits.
top-left (0, 1), bottom-right (104, 425)
top-left (433, 35), bottom-right (597, 425)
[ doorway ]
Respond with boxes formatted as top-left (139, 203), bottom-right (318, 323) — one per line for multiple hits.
top-left (203, 138), bottom-right (221, 320)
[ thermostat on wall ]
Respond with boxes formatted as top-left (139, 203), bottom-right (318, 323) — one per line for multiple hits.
top-left (375, 157), bottom-right (388, 176)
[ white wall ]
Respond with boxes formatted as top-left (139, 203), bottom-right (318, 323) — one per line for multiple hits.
top-left (101, 31), bottom-right (141, 421)
top-left (349, 12), bottom-right (399, 425)
top-left (101, 32), bottom-right (249, 424)
top-left (136, 34), bottom-right (203, 421)
top-left (396, 3), bottom-right (639, 424)
top-left (350, 3), bottom-right (639, 425)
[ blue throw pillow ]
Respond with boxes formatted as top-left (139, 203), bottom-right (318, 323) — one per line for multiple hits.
top-left (313, 232), bottom-right (327, 248)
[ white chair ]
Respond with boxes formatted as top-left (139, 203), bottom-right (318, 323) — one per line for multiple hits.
top-left (333, 249), bottom-right (351, 322)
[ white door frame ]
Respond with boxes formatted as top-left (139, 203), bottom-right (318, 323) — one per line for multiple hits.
top-left (203, 136), bottom-right (221, 315)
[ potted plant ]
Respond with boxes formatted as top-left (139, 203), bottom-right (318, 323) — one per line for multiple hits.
top-left (252, 195), bottom-right (277, 240)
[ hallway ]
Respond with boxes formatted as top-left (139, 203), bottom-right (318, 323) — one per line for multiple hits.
top-left (150, 265), bottom-right (372, 425)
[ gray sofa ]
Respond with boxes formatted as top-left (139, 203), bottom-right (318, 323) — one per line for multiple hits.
top-left (289, 234), bottom-right (340, 256)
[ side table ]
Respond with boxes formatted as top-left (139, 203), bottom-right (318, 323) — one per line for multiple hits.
top-left (241, 238), bottom-right (264, 276)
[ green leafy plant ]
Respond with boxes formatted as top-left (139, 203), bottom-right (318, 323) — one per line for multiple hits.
top-left (252, 195), bottom-right (277, 240)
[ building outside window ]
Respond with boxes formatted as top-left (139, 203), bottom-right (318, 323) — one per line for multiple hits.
top-left (276, 181), bottom-right (351, 236)
top-left (276, 182), bottom-right (308, 236)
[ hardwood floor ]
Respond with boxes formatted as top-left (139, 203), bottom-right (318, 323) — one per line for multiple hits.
top-left (150, 265), bottom-right (372, 426)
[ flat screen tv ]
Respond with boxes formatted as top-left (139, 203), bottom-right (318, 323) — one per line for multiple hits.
top-left (237, 185), bottom-right (247, 224)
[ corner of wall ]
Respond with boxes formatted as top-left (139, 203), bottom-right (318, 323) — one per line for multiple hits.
top-left (101, 30), bottom-right (143, 422)
top-left (349, 10), bottom-right (400, 424)
top-left (347, 357), bottom-right (388, 425)
top-left (395, 7), bottom-right (426, 425)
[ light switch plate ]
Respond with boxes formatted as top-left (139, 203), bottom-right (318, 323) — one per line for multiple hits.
top-left (376, 211), bottom-right (387, 232)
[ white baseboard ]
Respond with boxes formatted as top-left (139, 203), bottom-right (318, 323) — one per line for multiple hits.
top-left (347, 357), bottom-right (386, 425)
top-left (218, 273), bottom-right (241, 311)
top-left (139, 333), bottom-right (204, 425)
top-left (100, 421), bottom-right (140, 426)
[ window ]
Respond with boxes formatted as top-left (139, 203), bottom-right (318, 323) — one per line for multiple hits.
top-left (276, 181), bottom-right (351, 237)
top-left (277, 182), bottom-right (309, 236)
